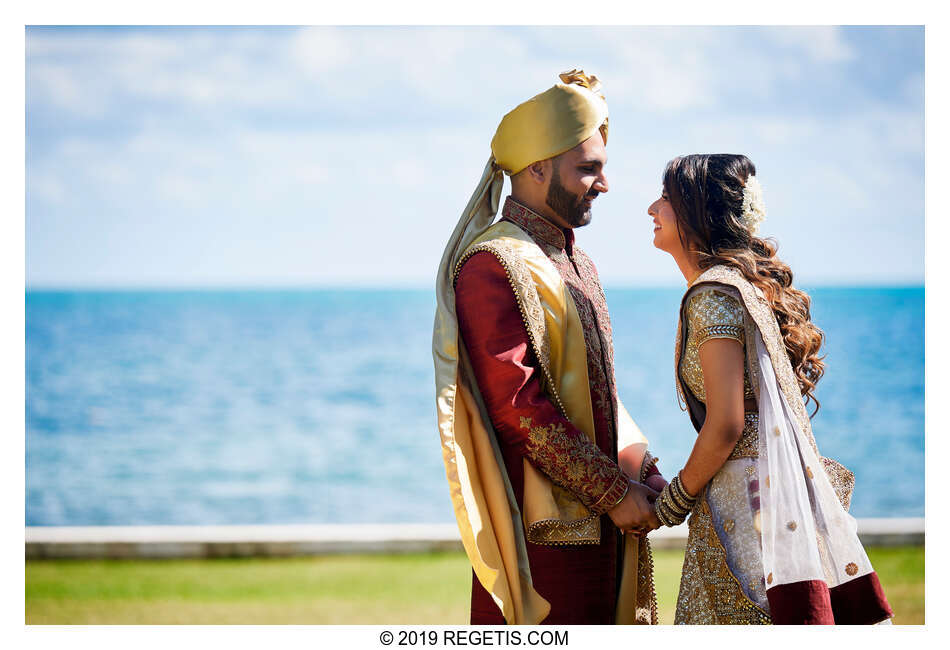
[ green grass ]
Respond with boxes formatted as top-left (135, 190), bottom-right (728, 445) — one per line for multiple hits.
top-left (864, 546), bottom-right (925, 625)
top-left (26, 546), bottom-right (923, 625)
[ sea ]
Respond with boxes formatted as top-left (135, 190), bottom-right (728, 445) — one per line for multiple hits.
top-left (25, 287), bottom-right (924, 526)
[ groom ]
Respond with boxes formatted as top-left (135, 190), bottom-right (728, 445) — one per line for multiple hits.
top-left (433, 70), bottom-right (665, 625)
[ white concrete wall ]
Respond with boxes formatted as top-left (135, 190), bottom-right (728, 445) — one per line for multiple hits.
top-left (25, 519), bottom-right (924, 559)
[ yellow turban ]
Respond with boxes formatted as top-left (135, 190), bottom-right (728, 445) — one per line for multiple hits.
top-left (434, 70), bottom-right (609, 325)
top-left (433, 70), bottom-right (609, 310)
top-left (491, 70), bottom-right (609, 174)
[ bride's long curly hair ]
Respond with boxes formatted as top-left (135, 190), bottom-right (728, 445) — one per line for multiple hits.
top-left (664, 153), bottom-right (825, 415)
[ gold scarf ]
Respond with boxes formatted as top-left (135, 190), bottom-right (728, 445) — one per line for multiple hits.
top-left (434, 220), bottom-right (655, 623)
top-left (432, 69), bottom-right (653, 624)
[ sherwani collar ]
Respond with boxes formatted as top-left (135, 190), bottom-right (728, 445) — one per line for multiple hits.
top-left (501, 197), bottom-right (575, 252)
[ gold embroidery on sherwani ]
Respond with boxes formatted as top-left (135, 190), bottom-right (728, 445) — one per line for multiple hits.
top-left (637, 452), bottom-right (659, 625)
top-left (503, 201), bottom-right (567, 249)
top-left (450, 207), bottom-right (657, 623)
top-left (520, 418), bottom-right (627, 515)
top-left (505, 199), bottom-right (620, 444)
top-left (455, 240), bottom-right (561, 415)
top-left (552, 246), bottom-right (618, 434)
top-left (613, 452), bottom-right (660, 625)
top-left (454, 217), bottom-right (645, 546)
top-left (454, 238), bottom-right (601, 544)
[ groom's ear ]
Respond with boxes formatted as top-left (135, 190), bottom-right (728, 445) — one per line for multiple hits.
top-left (525, 159), bottom-right (549, 186)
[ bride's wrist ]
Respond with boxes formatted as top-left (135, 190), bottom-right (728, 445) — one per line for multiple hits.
top-left (677, 471), bottom-right (698, 499)
top-left (654, 473), bottom-right (698, 527)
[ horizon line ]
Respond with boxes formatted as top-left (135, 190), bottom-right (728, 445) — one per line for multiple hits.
top-left (24, 281), bottom-right (926, 292)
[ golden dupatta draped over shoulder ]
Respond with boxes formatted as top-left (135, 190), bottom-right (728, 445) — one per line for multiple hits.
top-left (433, 219), bottom-right (654, 624)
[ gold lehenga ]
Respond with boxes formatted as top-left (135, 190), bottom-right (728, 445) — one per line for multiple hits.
top-left (674, 289), bottom-right (772, 624)
top-left (671, 267), bottom-right (890, 626)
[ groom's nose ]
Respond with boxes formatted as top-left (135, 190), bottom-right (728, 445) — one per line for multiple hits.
top-left (594, 172), bottom-right (608, 194)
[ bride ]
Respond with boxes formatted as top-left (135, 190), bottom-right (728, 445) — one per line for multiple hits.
top-left (646, 153), bottom-right (893, 624)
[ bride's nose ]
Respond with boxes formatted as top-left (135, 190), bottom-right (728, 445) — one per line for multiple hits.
top-left (647, 200), bottom-right (658, 216)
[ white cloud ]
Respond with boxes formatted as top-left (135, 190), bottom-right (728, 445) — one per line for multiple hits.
top-left (26, 26), bottom-right (863, 125)
top-left (765, 26), bottom-right (855, 64)
top-left (291, 27), bottom-right (354, 73)
top-left (25, 26), bottom-right (923, 287)
top-left (28, 62), bottom-right (108, 117)
top-left (155, 173), bottom-right (204, 204)
top-left (27, 174), bottom-right (66, 205)
top-left (292, 164), bottom-right (331, 186)
top-left (86, 160), bottom-right (135, 188)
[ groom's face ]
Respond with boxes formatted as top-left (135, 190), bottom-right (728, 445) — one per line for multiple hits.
top-left (544, 132), bottom-right (609, 229)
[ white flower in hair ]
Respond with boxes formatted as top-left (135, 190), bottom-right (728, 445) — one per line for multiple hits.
top-left (741, 175), bottom-right (766, 235)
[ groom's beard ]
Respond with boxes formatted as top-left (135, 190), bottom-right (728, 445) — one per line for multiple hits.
top-left (546, 170), bottom-right (595, 228)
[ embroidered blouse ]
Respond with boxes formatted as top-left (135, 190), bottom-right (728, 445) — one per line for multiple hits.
top-left (680, 289), bottom-right (756, 403)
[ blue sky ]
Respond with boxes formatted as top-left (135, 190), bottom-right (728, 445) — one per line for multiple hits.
top-left (25, 25), bottom-right (924, 288)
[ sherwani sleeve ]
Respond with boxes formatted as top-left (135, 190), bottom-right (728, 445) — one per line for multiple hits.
top-left (455, 251), bottom-right (629, 514)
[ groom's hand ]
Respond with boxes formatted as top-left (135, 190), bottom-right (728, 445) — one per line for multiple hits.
top-left (607, 480), bottom-right (661, 534)
top-left (644, 473), bottom-right (668, 494)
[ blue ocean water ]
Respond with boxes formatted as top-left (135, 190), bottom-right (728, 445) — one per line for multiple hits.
top-left (25, 287), bottom-right (923, 526)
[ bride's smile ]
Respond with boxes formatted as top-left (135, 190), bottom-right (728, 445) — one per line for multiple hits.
top-left (647, 193), bottom-right (682, 256)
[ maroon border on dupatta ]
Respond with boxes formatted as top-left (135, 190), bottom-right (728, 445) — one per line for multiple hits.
top-left (829, 572), bottom-right (893, 625)
top-left (766, 580), bottom-right (834, 624)
top-left (767, 573), bottom-right (893, 624)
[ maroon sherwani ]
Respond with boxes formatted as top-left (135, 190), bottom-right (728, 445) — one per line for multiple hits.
top-left (455, 197), bottom-right (658, 624)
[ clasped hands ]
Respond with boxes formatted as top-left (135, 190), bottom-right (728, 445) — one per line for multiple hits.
top-left (607, 477), bottom-right (667, 537)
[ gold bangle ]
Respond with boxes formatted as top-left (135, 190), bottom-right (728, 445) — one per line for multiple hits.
top-left (591, 472), bottom-right (629, 513)
top-left (674, 473), bottom-right (697, 501)
top-left (608, 480), bottom-right (629, 510)
top-left (664, 481), bottom-right (691, 514)
top-left (656, 484), bottom-right (688, 526)
top-left (671, 474), bottom-right (698, 509)
top-left (668, 485), bottom-right (692, 513)
top-left (663, 491), bottom-right (689, 517)
top-left (654, 499), bottom-right (673, 527)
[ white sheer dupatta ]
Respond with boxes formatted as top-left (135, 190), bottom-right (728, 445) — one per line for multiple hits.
top-left (679, 267), bottom-right (892, 623)
top-left (753, 326), bottom-right (876, 595)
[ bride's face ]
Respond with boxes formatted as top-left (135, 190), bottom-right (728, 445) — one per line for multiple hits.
top-left (648, 190), bottom-right (683, 255)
